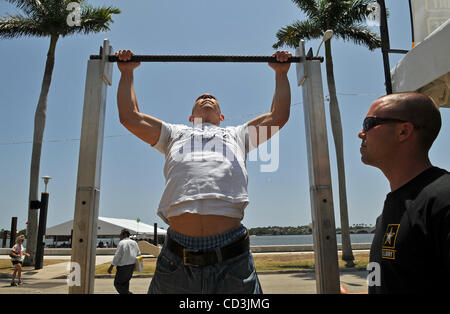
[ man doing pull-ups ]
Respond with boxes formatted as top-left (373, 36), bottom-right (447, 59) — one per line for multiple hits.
top-left (115, 49), bottom-right (292, 294)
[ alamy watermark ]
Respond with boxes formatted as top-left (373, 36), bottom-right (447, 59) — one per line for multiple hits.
top-left (172, 118), bottom-right (280, 173)
top-left (66, 2), bottom-right (81, 27)
top-left (367, 261), bottom-right (381, 287)
top-left (67, 261), bottom-right (81, 287)
top-left (366, 2), bottom-right (381, 27)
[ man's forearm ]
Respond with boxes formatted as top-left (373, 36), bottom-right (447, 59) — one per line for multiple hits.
top-left (117, 70), bottom-right (141, 123)
top-left (270, 72), bottom-right (291, 124)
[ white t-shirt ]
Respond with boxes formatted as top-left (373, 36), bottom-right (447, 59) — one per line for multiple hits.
top-left (152, 121), bottom-right (250, 222)
top-left (111, 238), bottom-right (141, 266)
top-left (10, 244), bottom-right (25, 262)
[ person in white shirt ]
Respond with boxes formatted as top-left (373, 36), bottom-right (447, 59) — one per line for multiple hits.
top-left (10, 235), bottom-right (30, 286)
top-left (107, 229), bottom-right (141, 294)
top-left (115, 49), bottom-right (292, 294)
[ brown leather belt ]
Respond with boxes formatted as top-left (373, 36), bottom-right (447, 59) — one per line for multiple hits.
top-left (166, 231), bottom-right (250, 267)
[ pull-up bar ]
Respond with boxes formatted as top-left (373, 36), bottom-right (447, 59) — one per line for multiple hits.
top-left (72, 39), bottom-right (339, 295)
top-left (89, 54), bottom-right (323, 63)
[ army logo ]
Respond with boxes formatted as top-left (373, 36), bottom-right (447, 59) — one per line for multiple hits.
top-left (382, 224), bottom-right (400, 260)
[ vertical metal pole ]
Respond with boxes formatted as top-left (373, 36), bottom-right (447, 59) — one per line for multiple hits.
top-left (154, 223), bottom-right (158, 246)
top-left (10, 217), bottom-right (17, 248)
top-left (69, 39), bottom-right (113, 294)
top-left (408, 0), bottom-right (415, 47)
top-left (35, 192), bottom-right (49, 270)
top-left (377, 0), bottom-right (393, 94)
top-left (2, 230), bottom-right (7, 248)
top-left (296, 40), bottom-right (340, 294)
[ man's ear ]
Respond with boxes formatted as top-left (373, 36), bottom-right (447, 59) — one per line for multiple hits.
top-left (398, 122), bottom-right (415, 142)
top-left (220, 114), bottom-right (225, 122)
top-left (189, 115), bottom-right (194, 123)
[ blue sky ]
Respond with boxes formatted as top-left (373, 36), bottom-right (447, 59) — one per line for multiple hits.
top-left (1, 0), bottom-right (449, 232)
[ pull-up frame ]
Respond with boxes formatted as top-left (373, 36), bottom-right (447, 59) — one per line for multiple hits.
top-left (89, 54), bottom-right (323, 63)
top-left (69, 39), bottom-right (339, 294)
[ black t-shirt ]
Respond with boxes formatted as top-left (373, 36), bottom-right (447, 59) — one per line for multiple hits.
top-left (369, 166), bottom-right (450, 294)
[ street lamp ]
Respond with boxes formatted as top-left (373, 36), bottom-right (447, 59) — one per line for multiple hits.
top-left (315, 30), bottom-right (334, 57)
top-left (35, 176), bottom-right (51, 270)
top-left (42, 176), bottom-right (52, 192)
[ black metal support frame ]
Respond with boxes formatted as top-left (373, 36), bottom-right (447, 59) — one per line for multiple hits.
top-left (377, 0), bottom-right (413, 95)
top-left (89, 54), bottom-right (323, 63)
top-left (35, 192), bottom-right (49, 270)
top-left (377, 0), bottom-right (393, 95)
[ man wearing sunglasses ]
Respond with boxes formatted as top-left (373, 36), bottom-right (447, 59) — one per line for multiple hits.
top-left (357, 92), bottom-right (450, 293)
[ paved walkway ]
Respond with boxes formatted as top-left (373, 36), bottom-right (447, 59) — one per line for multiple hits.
top-left (0, 254), bottom-right (368, 294)
top-left (0, 271), bottom-right (368, 294)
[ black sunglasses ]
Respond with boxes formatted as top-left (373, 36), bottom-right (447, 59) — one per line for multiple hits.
top-left (363, 116), bottom-right (420, 132)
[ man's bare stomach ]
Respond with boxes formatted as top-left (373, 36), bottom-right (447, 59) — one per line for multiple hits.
top-left (168, 213), bottom-right (241, 237)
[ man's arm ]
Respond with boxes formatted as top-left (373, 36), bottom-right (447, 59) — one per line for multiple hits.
top-left (247, 51), bottom-right (291, 149)
top-left (116, 50), bottom-right (162, 146)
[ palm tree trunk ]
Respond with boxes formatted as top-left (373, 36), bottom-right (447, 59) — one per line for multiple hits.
top-left (324, 39), bottom-right (354, 267)
top-left (24, 34), bottom-right (58, 266)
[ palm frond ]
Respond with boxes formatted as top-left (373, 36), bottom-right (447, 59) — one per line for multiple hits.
top-left (4, 0), bottom-right (42, 15)
top-left (1, 0), bottom-right (120, 38)
top-left (291, 0), bottom-right (320, 20)
top-left (342, 0), bottom-right (377, 25)
top-left (61, 5), bottom-right (121, 37)
top-left (273, 20), bottom-right (322, 49)
top-left (0, 14), bottom-right (46, 38)
top-left (335, 24), bottom-right (381, 50)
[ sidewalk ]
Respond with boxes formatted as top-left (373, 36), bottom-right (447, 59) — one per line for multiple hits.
top-left (0, 271), bottom-right (368, 294)
top-left (0, 255), bottom-right (114, 280)
top-left (0, 255), bottom-right (368, 294)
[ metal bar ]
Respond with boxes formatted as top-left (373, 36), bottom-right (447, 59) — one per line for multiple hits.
top-left (154, 223), bottom-right (158, 246)
top-left (89, 55), bottom-right (322, 63)
top-left (35, 192), bottom-right (49, 270)
top-left (377, 0), bottom-right (393, 94)
top-left (296, 40), bottom-right (340, 294)
top-left (10, 217), bottom-right (17, 248)
top-left (408, 0), bottom-right (415, 47)
top-left (2, 231), bottom-right (7, 248)
top-left (388, 49), bottom-right (409, 54)
top-left (70, 39), bottom-right (113, 294)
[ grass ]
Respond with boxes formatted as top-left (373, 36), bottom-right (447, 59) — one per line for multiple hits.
top-left (0, 259), bottom-right (69, 274)
top-left (95, 257), bottom-right (158, 275)
top-left (94, 251), bottom-right (370, 275)
top-left (253, 251), bottom-right (370, 271)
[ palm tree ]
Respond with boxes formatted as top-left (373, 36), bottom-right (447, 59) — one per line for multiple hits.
top-left (273, 0), bottom-right (381, 267)
top-left (0, 0), bottom-right (120, 265)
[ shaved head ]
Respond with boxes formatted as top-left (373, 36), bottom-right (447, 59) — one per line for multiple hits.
top-left (376, 92), bottom-right (441, 153)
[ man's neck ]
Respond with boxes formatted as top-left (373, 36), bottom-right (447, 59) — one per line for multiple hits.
top-left (383, 158), bottom-right (432, 192)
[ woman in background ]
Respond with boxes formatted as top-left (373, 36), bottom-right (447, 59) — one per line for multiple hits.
top-left (10, 235), bottom-right (30, 286)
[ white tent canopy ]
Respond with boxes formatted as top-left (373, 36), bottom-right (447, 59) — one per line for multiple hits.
top-left (391, 19), bottom-right (450, 108)
top-left (46, 216), bottom-right (167, 237)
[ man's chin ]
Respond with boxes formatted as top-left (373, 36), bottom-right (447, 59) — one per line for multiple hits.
top-left (360, 155), bottom-right (370, 165)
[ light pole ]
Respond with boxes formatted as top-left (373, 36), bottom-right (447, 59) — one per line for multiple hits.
top-left (315, 30), bottom-right (334, 57)
top-left (35, 176), bottom-right (51, 269)
top-left (42, 176), bottom-right (52, 192)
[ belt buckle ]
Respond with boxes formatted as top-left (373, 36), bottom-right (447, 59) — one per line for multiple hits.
top-left (183, 248), bottom-right (201, 267)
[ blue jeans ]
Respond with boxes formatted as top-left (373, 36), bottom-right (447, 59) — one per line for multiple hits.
top-left (148, 241), bottom-right (262, 294)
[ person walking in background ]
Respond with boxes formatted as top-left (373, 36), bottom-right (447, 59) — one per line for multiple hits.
top-left (10, 235), bottom-right (30, 286)
top-left (358, 92), bottom-right (450, 293)
top-left (107, 229), bottom-right (141, 294)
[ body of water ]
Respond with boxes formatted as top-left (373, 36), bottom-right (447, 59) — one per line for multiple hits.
top-left (4, 234), bottom-right (374, 249)
top-left (249, 233), bottom-right (374, 246)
